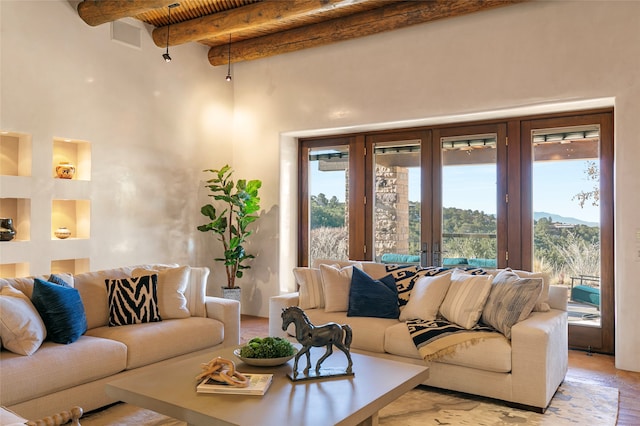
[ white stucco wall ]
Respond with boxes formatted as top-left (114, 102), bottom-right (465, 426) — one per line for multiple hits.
top-left (1, 1), bottom-right (638, 372)
top-left (231, 1), bottom-right (640, 371)
top-left (0, 2), bottom-right (234, 274)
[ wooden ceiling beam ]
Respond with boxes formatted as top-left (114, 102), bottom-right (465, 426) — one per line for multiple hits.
top-left (151, 0), bottom-right (387, 48)
top-left (77, 0), bottom-right (176, 27)
top-left (208, 0), bottom-right (522, 65)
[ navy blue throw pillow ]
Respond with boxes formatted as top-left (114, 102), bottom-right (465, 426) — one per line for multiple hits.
top-left (347, 267), bottom-right (400, 319)
top-left (31, 278), bottom-right (88, 344)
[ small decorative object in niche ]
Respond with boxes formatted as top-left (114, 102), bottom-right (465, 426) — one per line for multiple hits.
top-left (56, 162), bottom-right (76, 179)
top-left (281, 306), bottom-right (353, 381)
top-left (55, 227), bottom-right (71, 239)
top-left (0, 218), bottom-right (16, 241)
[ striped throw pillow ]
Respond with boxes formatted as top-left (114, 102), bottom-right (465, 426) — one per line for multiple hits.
top-left (439, 269), bottom-right (493, 329)
top-left (481, 269), bottom-right (543, 339)
top-left (293, 267), bottom-right (324, 309)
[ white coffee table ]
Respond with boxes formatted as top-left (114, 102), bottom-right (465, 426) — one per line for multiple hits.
top-left (106, 346), bottom-right (429, 426)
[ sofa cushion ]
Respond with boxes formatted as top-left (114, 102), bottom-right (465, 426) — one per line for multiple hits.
top-left (359, 262), bottom-right (391, 280)
top-left (0, 273), bottom-right (74, 299)
top-left (0, 335), bottom-right (127, 406)
top-left (75, 269), bottom-right (134, 329)
top-left (434, 334), bottom-right (512, 373)
top-left (133, 266), bottom-right (191, 319)
top-left (320, 263), bottom-right (362, 312)
top-left (293, 267), bottom-right (324, 309)
top-left (347, 267), bottom-right (399, 319)
top-left (106, 275), bottom-right (162, 326)
top-left (383, 322), bottom-right (512, 372)
top-left (398, 273), bottom-right (452, 322)
top-left (440, 270), bottom-right (493, 329)
top-left (85, 317), bottom-right (224, 369)
top-left (74, 264), bottom-right (179, 330)
top-left (481, 270), bottom-right (543, 339)
top-left (0, 285), bottom-right (47, 355)
top-left (303, 309), bottom-right (396, 353)
top-left (32, 278), bottom-right (87, 344)
top-left (511, 269), bottom-right (551, 312)
top-left (384, 265), bottom-right (454, 309)
top-left (383, 323), bottom-right (422, 359)
top-left (48, 273), bottom-right (73, 287)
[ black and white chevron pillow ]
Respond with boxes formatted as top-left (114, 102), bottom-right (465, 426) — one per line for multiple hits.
top-left (105, 275), bottom-right (162, 326)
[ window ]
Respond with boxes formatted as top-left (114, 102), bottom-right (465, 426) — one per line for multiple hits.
top-left (299, 109), bottom-right (613, 353)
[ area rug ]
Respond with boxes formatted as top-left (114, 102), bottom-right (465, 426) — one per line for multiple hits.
top-left (80, 379), bottom-right (618, 425)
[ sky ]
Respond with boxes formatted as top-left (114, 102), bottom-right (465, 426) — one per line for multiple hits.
top-left (310, 159), bottom-right (600, 224)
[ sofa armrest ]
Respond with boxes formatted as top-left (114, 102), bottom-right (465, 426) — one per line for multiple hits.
top-left (268, 292), bottom-right (300, 337)
top-left (205, 296), bottom-right (240, 347)
top-left (510, 309), bottom-right (568, 409)
top-left (548, 285), bottom-right (568, 311)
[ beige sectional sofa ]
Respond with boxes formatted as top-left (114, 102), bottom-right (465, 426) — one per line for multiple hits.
top-left (269, 260), bottom-right (568, 412)
top-left (0, 264), bottom-right (240, 420)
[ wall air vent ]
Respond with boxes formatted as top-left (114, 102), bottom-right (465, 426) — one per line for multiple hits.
top-left (111, 20), bottom-right (142, 49)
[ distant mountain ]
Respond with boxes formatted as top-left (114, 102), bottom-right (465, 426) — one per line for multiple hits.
top-left (534, 211), bottom-right (599, 227)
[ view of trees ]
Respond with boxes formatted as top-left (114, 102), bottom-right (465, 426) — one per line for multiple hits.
top-left (309, 194), bottom-right (348, 263)
top-left (310, 194), bottom-right (345, 228)
top-left (533, 217), bottom-right (600, 281)
top-left (310, 193), bottom-right (600, 284)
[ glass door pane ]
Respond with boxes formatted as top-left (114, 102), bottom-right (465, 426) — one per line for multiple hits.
top-left (307, 146), bottom-right (349, 265)
top-left (532, 126), bottom-right (602, 327)
top-left (372, 140), bottom-right (421, 264)
top-left (439, 134), bottom-right (498, 268)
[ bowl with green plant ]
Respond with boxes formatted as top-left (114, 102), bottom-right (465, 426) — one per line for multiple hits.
top-left (234, 337), bottom-right (298, 367)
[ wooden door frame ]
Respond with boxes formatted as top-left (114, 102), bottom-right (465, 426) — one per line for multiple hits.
top-left (431, 123), bottom-right (507, 267)
top-left (365, 130), bottom-right (430, 262)
top-left (520, 111), bottom-right (614, 354)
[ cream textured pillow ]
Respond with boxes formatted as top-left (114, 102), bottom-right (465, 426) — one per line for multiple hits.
top-left (439, 269), bottom-right (493, 329)
top-left (481, 269), bottom-right (543, 339)
top-left (399, 273), bottom-right (452, 322)
top-left (132, 266), bottom-right (190, 319)
top-left (320, 263), bottom-right (362, 312)
top-left (293, 267), bottom-right (324, 309)
top-left (0, 285), bottom-right (47, 355)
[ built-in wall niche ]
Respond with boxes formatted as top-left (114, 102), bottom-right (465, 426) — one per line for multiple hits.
top-left (0, 131), bottom-right (32, 177)
top-left (51, 199), bottom-right (90, 239)
top-left (0, 197), bottom-right (31, 241)
top-left (51, 258), bottom-right (89, 275)
top-left (52, 138), bottom-right (91, 181)
top-left (0, 262), bottom-right (29, 277)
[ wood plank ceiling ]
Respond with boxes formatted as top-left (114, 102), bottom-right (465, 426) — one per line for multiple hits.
top-left (77, 0), bottom-right (523, 66)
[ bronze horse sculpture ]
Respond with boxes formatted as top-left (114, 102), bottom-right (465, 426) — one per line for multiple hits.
top-left (281, 306), bottom-right (353, 377)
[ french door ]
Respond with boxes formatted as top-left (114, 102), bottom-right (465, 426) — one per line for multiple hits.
top-left (521, 112), bottom-right (614, 353)
top-left (298, 109), bottom-right (614, 353)
top-left (431, 124), bottom-right (505, 269)
top-left (366, 124), bottom-right (505, 269)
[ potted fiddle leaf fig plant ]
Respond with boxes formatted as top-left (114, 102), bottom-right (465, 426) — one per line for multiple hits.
top-left (197, 165), bottom-right (262, 299)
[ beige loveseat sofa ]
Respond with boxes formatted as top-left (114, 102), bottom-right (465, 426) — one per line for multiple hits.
top-left (269, 260), bottom-right (568, 412)
top-left (1, 264), bottom-right (240, 420)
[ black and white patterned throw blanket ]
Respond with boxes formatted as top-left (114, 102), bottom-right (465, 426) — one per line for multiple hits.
top-left (407, 318), bottom-right (502, 362)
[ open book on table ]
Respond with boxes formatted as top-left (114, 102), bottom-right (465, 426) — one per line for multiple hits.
top-left (197, 373), bottom-right (273, 396)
